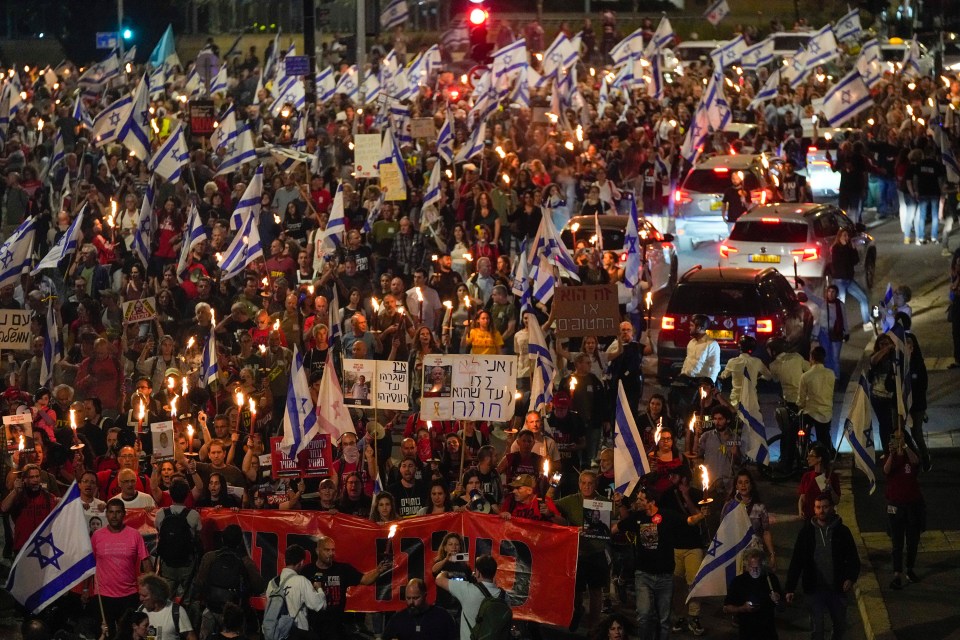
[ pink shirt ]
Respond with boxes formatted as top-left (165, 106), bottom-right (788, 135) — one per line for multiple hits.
top-left (91, 525), bottom-right (149, 597)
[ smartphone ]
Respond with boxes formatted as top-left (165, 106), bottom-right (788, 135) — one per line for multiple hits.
top-left (452, 552), bottom-right (470, 563)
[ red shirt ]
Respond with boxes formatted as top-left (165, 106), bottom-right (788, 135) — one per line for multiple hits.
top-left (311, 188), bottom-right (332, 214)
top-left (797, 469), bottom-right (840, 520)
top-left (500, 494), bottom-right (561, 521)
top-left (884, 453), bottom-right (922, 505)
top-left (9, 489), bottom-right (57, 550)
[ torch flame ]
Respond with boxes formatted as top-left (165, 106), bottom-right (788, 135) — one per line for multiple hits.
top-left (569, 376), bottom-right (577, 392)
top-left (18, 435), bottom-right (25, 451)
top-left (689, 414), bottom-right (696, 432)
top-left (463, 296), bottom-right (471, 309)
top-left (70, 409), bottom-right (76, 430)
top-left (167, 376), bottom-right (175, 389)
top-left (249, 398), bottom-right (257, 414)
top-left (502, 174), bottom-right (511, 184)
top-left (272, 319), bottom-right (280, 332)
top-left (443, 300), bottom-right (453, 309)
top-left (182, 376), bottom-right (189, 396)
top-left (426, 421), bottom-right (433, 431)
top-left (259, 344), bottom-right (267, 354)
top-left (138, 400), bottom-right (145, 421)
top-left (236, 391), bottom-right (244, 407)
top-left (262, 277), bottom-right (269, 288)
top-left (186, 337), bottom-right (196, 350)
top-left (700, 387), bottom-right (707, 400)
top-left (463, 253), bottom-right (473, 261)
top-left (542, 459), bottom-right (550, 477)
top-left (388, 524), bottom-right (398, 538)
top-left (170, 396), bottom-right (177, 418)
top-left (416, 287), bottom-right (424, 302)
top-left (645, 292), bottom-right (653, 309)
top-left (187, 424), bottom-right (194, 438)
top-left (371, 298), bottom-right (380, 312)
top-left (699, 464), bottom-right (710, 491)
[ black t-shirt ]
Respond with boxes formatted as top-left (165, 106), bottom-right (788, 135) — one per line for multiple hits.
top-left (340, 245), bottom-right (375, 277)
top-left (658, 486), bottom-right (707, 550)
top-left (911, 158), bottom-right (945, 197)
top-left (301, 561), bottom-right (363, 625)
top-left (779, 174), bottom-right (807, 203)
top-left (388, 481), bottom-right (429, 518)
top-left (548, 413), bottom-right (587, 468)
top-left (723, 185), bottom-right (750, 222)
top-left (724, 571), bottom-right (782, 639)
top-left (618, 507), bottom-right (686, 573)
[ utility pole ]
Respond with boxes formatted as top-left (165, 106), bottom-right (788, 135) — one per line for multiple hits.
top-left (118, 0), bottom-right (125, 60)
top-left (303, 0), bottom-right (317, 125)
top-left (355, 0), bottom-right (366, 136)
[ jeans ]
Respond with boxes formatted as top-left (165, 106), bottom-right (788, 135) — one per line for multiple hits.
top-left (635, 570), bottom-right (674, 639)
top-left (898, 191), bottom-right (916, 239)
top-left (834, 278), bottom-right (871, 325)
top-left (915, 196), bottom-right (941, 241)
top-left (878, 177), bottom-right (899, 216)
top-left (808, 589), bottom-right (849, 640)
top-left (888, 502), bottom-right (922, 573)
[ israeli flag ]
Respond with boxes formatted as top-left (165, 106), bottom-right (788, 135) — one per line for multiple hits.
top-left (380, 0), bottom-right (409, 31)
top-left (320, 183), bottom-right (346, 256)
top-left (835, 8), bottom-right (862, 42)
top-left (530, 254), bottom-right (556, 303)
top-left (132, 179), bottom-right (155, 269)
top-left (681, 98), bottom-right (711, 164)
top-left (856, 39), bottom-right (883, 88)
top-left (0, 216), bottom-right (37, 289)
top-left (493, 38), bottom-right (528, 81)
top-left (704, 0), bottom-right (730, 25)
top-left (5, 482), bottom-right (96, 613)
top-left (704, 71), bottom-right (732, 131)
top-left (148, 120), bottom-right (189, 183)
top-left (71, 98), bottom-right (94, 130)
top-left (740, 38), bottom-right (774, 70)
top-left (737, 368), bottom-right (770, 465)
top-left (184, 68), bottom-right (204, 99)
top-left (328, 286), bottom-right (342, 348)
top-left (316, 66), bottom-right (336, 102)
top-left (782, 47), bottom-right (811, 88)
top-left (803, 25), bottom-right (840, 69)
top-left (264, 31), bottom-right (282, 80)
top-left (528, 312), bottom-right (556, 411)
top-left (610, 27), bottom-right (644, 67)
top-left (541, 33), bottom-right (578, 81)
top-left (613, 380), bottom-right (651, 497)
top-left (710, 35), bottom-right (747, 69)
top-left (91, 92), bottom-right (134, 146)
top-left (200, 321), bottom-right (218, 388)
top-left (209, 65), bottom-right (229, 95)
top-left (686, 504), bottom-right (754, 600)
top-left (176, 202), bottom-right (208, 277)
top-left (291, 113), bottom-right (307, 152)
top-left (622, 198), bottom-right (643, 289)
top-left (379, 127), bottom-right (409, 197)
top-left (118, 74), bottom-right (152, 161)
top-left (230, 164), bottom-right (263, 231)
top-left (269, 75), bottom-right (306, 116)
top-left (218, 205), bottom-right (264, 282)
top-left (453, 120), bottom-right (486, 164)
top-left (511, 240), bottom-right (531, 311)
top-left (39, 298), bottom-right (61, 390)
top-left (33, 206), bottom-right (85, 275)
top-left (423, 160), bottom-right (443, 209)
top-left (78, 51), bottom-right (119, 96)
top-left (749, 69), bottom-right (781, 108)
top-left (216, 126), bottom-right (258, 176)
top-left (362, 73), bottom-right (381, 105)
top-left (335, 66), bottom-right (359, 100)
top-left (821, 70), bottom-right (873, 127)
top-left (211, 104), bottom-right (238, 153)
top-left (902, 39), bottom-right (923, 77)
top-left (530, 209), bottom-right (579, 279)
top-left (643, 17), bottom-right (676, 58)
top-left (843, 373), bottom-right (876, 494)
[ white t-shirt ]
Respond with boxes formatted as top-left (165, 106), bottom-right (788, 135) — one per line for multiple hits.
top-left (447, 579), bottom-right (503, 640)
top-left (112, 491), bottom-right (157, 509)
top-left (142, 602), bottom-right (194, 640)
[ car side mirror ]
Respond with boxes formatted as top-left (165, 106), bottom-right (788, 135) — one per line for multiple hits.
top-left (854, 222), bottom-right (866, 233)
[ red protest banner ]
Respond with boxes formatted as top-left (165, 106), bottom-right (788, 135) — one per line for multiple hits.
top-left (122, 509), bottom-right (578, 626)
top-left (269, 435), bottom-right (333, 479)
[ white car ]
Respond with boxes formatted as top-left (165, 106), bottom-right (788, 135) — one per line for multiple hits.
top-left (801, 128), bottom-right (861, 199)
top-left (673, 40), bottom-right (724, 69)
top-left (718, 203), bottom-right (877, 288)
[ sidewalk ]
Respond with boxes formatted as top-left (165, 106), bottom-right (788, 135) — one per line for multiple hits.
top-left (846, 447), bottom-right (960, 640)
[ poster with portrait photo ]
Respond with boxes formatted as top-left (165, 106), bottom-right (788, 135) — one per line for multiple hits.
top-left (151, 421), bottom-right (175, 461)
top-left (420, 354), bottom-right (453, 420)
top-left (3, 412), bottom-right (33, 453)
top-left (582, 498), bottom-right (613, 540)
top-left (342, 359), bottom-right (376, 407)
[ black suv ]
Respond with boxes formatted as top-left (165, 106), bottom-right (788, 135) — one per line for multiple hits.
top-left (656, 266), bottom-right (800, 383)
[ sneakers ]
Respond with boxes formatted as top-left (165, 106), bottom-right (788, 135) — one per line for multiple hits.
top-left (688, 617), bottom-right (706, 636)
top-left (904, 237), bottom-right (912, 244)
top-left (672, 617), bottom-right (686, 632)
top-left (906, 570), bottom-right (921, 583)
top-left (916, 239), bottom-right (925, 246)
top-left (863, 322), bottom-right (874, 332)
top-left (890, 576), bottom-right (904, 590)
top-left (944, 248), bottom-right (953, 257)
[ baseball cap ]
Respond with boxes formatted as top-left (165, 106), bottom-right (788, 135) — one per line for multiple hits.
top-left (552, 390), bottom-right (572, 408)
top-left (508, 474), bottom-right (536, 488)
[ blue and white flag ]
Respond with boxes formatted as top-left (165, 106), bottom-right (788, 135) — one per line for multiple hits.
top-left (78, 51), bottom-right (119, 97)
top-left (132, 179), bottom-right (155, 269)
top-left (737, 368), bottom-right (770, 465)
top-left (902, 39), bottom-right (923, 77)
top-left (687, 503), bottom-right (754, 600)
top-left (281, 345), bottom-right (321, 457)
top-left (5, 482), bottom-right (96, 613)
top-left (119, 74), bottom-right (152, 160)
top-left (49, 129), bottom-right (65, 171)
top-left (613, 380), bottom-right (651, 497)
top-left (835, 8), bottom-right (862, 42)
top-left (209, 65), bottom-right (229, 95)
top-left (643, 17), bottom-right (676, 58)
top-left (148, 120), bottom-right (189, 183)
top-left (264, 31), bottom-right (282, 80)
top-left (610, 27), bottom-right (644, 67)
top-left (710, 35), bottom-right (747, 69)
top-left (317, 349), bottom-right (355, 441)
top-left (530, 254), bottom-right (556, 303)
top-left (218, 205), bottom-right (264, 281)
top-left (379, 126), bottom-right (409, 197)
top-left (880, 281), bottom-right (895, 332)
top-left (856, 39), bottom-right (883, 88)
top-left (230, 164), bottom-right (263, 231)
top-left (380, 0), bottom-right (409, 30)
top-left (528, 312), bottom-right (555, 412)
top-left (422, 160), bottom-right (442, 209)
top-left (936, 124), bottom-right (960, 183)
top-left (216, 126), bottom-right (258, 176)
top-left (453, 120), bottom-right (486, 164)
top-left (320, 183), bottom-right (345, 256)
top-left (886, 323), bottom-right (911, 420)
top-left (541, 33), bottom-right (578, 81)
top-left (91, 93), bottom-right (133, 145)
top-left (291, 113), bottom-right (307, 152)
top-left (40, 298), bottom-right (61, 390)
top-left (680, 98), bottom-right (711, 164)
top-left (493, 38), bottom-right (528, 81)
top-left (328, 286), bottom-right (341, 348)
top-left (71, 98), bottom-right (94, 130)
top-left (843, 373), bottom-right (876, 494)
top-left (803, 25), bottom-right (840, 68)
top-left (211, 104), bottom-right (238, 153)
top-left (176, 202), bottom-right (207, 277)
top-left (33, 207), bottom-right (84, 274)
top-left (334, 66), bottom-right (359, 100)
top-left (821, 70), bottom-right (872, 127)
top-left (622, 198), bottom-right (643, 289)
top-left (511, 239), bottom-right (531, 310)
top-left (646, 52), bottom-right (664, 100)
top-left (269, 74), bottom-right (306, 116)
top-left (740, 38), bottom-right (774, 70)
top-left (530, 209), bottom-right (579, 279)
top-left (749, 68), bottom-right (781, 108)
top-left (149, 25), bottom-right (178, 69)
top-left (782, 48), bottom-right (811, 88)
top-left (199, 321), bottom-right (218, 388)
top-left (704, 0), bottom-right (730, 26)
top-left (0, 216), bottom-right (36, 289)
top-left (316, 66), bottom-right (336, 102)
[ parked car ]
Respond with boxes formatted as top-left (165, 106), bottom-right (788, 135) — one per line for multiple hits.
top-left (800, 128), bottom-right (861, 199)
top-left (656, 266), bottom-right (801, 382)
top-left (673, 153), bottom-right (780, 249)
top-left (560, 214), bottom-right (678, 294)
top-left (718, 202), bottom-right (876, 288)
top-left (672, 40), bottom-right (724, 69)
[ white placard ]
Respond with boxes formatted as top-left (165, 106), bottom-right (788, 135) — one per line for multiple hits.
top-left (342, 359), bottom-right (409, 410)
top-left (354, 133), bottom-right (381, 178)
top-left (375, 360), bottom-right (408, 410)
top-left (420, 355), bottom-right (516, 421)
top-left (151, 420), bottom-right (175, 461)
top-left (0, 309), bottom-right (31, 350)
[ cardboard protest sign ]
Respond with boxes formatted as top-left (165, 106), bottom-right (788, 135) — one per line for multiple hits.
top-left (122, 297), bottom-right (157, 323)
top-left (553, 285), bottom-right (619, 337)
top-left (354, 133), bottom-right (381, 178)
top-left (0, 310), bottom-right (31, 350)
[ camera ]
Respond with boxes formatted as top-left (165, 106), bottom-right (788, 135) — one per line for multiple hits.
top-left (452, 552), bottom-right (470, 563)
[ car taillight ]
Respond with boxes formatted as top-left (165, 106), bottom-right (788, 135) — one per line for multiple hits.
top-left (757, 318), bottom-right (774, 333)
top-left (720, 244), bottom-right (739, 259)
top-left (661, 315), bottom-right (676, 331)
top-left (760, 217), bottom-right (780, 223)
top-left (713, 167), bottom-right (729, 174)
top-left (674, 189), bottom-right (692, 204)
top-left (807, 146), bottom-right (817, 153)
top-left (791, 247), bottom-right (820, 261)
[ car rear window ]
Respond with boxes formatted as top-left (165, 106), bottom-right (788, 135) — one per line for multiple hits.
top-left (676, 46), bottom-right (714, 62)
top-left (774, 35), bottom-right (812, 52)
top-left (682, 169), bottom-right (761, 193)
top-left (668, 283), bottom-right (761, 315)
top-left (729, 220), bottom-right (808, 243)
top-left (560, 227), bottom-right (626, 251)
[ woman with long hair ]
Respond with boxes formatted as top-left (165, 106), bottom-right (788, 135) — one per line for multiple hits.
top-left (648, 429), bottom-right (683, 495)
top-left (447, 284), bottom-right (475, 352)
top-left (370, 491), bottom-right (399, 523)
top-left (461, 310), bottom-right (504, 355)
top-left (637, 394), bottom-right (671, 453)
top-left (472, 192), bottom-right (501, 247)
top-left (830, 227), bottom-right (871, 328)
top-left (431, 531), bottom-right (469, 620)
top-left (409, 326), bottom-right (443, 405)
top-left (417, 480), bottom-right (453, 515)
top-left (722, 469), bottom-right (776, 569)
top-left (447, 223), bottom-right (472, 279)
top-left (114, 610), bottom-right (150, 640)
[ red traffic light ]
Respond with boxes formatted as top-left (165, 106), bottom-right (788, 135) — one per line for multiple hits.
top-left (468, 8), bottom-right (488, 25)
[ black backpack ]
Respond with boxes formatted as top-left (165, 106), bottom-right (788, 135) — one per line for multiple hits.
top-left (466, 583), bottom-right (513, 640)
top-left (156, 507), bottom-right (195, 568)
top-left (205, 549), bottom-right (249, 613)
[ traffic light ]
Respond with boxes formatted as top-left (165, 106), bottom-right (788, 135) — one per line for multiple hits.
top-left (468, 4), bottom-right (493, 64)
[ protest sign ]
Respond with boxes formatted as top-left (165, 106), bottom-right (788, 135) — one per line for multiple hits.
top-left (0, 310), bottom-right (31, 350)
top-left (269, 435), bottom-right (333, 479)
top-left (122, 297), bottom-right (157, 324)
top-left (342, 360), bottom-right (409, 410)
top-left (375, 360), bottom-right (408, 410)
top-left (3, 413), bottom-right (32, 452)
top-left (553, 285), bottom-right (619, 337)
top-left (354, 133), bottom-right (381, 177)
top-left (420, 355), bottom-right (516, 421)
top-left (150, 420), bottom-right (175, 461)
top-left (343, 359), bottom-right (376, 407)
top-left (410, 117), bottom-right (435, 138)
top-left (380, 162), bottom-right (406, 201)
top-left (582, 498), bottom-right (614, 540)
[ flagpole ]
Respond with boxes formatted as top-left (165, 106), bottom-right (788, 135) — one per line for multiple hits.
top-left (457, 419), bottom-right (467, 486)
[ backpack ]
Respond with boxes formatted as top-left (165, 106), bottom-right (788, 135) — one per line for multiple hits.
top-left (466, 582), bottom-right (512, 640)
top-left (204, 549), bottom-right (249, 613)
top-left (156, 508), bottom-right (195, 568)
top-left (262, 573), bottom-right (302, 640)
